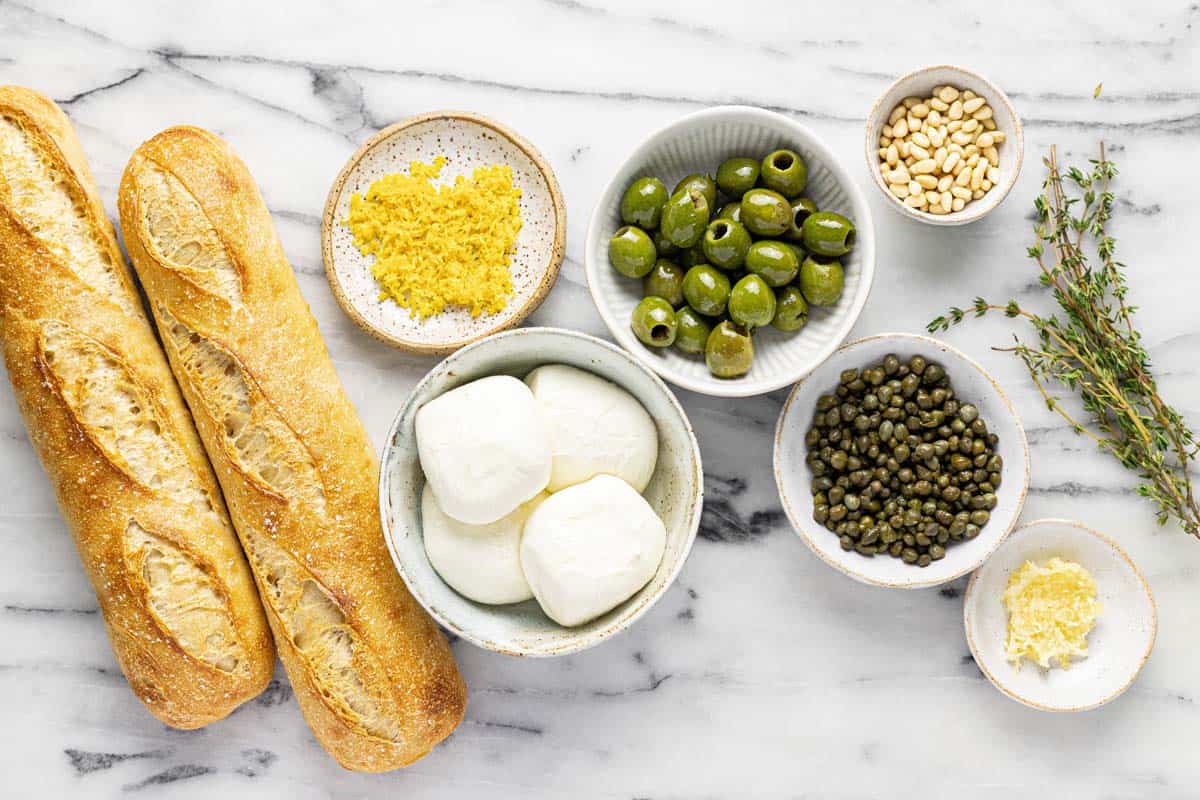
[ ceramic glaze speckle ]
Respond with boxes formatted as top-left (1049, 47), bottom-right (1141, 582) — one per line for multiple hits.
top-left (585, 106), bottom-right (876, 397)
top-left (964, 519), bottom-right (1157, 711)
top-left (323, 112), bottom-right (565, 353)
top-left (774, 333), bottom-right (1031, 589)
top-left (379, 327), bottom-right (703, 656)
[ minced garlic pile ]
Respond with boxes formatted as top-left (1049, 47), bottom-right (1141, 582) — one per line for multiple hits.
top-left (345, 156), bottom-right (522, 319)
top-left (1003, 557), bottom-right (1102, 671)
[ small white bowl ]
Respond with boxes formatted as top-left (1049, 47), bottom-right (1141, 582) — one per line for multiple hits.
top-left (865, 64), bottom-right (1024, 226)
top-left (585, 105), bottom-right (876, 398)
top-left (379, 327), bottom-right (703, 657)
top-left (322, 111), bottom-right (566, 355)
top-left (964, 518), bottom-right (1157, 712)
top-left (774, 333), bottom-right (1030, 589)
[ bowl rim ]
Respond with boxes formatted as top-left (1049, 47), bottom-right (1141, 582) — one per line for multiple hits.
top-left (321, 110), bottom-right (567, 355)
top-left (962, 517), bottom-right (1158, 712)
top-left (773, 331), bottom-right (1031, 589)
top-left (584, 104), bottom-right (877, 398)
top-left (377, 325), bottom-right (706, 657)
top-left (864, 63), bottom-right (1026, 227)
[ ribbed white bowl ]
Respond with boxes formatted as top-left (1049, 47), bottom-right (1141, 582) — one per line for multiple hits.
top-left (585, 106), bottom-right (876, 398)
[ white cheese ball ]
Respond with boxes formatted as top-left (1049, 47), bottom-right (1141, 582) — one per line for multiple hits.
top-left (520, 474), bottom-right (667, 627)
top-left (422, 484), bottom-right (544, 605)
top-left (524, 364), bottom-right (658, 493)
top-left (416, 375), bottom-right (551, 524)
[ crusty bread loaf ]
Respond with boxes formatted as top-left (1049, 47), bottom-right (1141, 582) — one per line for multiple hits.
top-left (118, 126), bottom-right (466, 772)
top-left (0, 86), bottom-right (274, 728)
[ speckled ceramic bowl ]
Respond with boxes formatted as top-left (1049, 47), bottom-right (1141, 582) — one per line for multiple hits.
top-left (774, 333), bottom-right (1030, 589)
top-left (964, 518), bottom-right (1156, 712)
top-left (865, 64), bottom-right (1024, 226)
top-left (585, 106), bottom-right (876, 398)
top-left (322, 111), bottom-right (566, 354)
top-left (379, 327), bottom-right (704, 657)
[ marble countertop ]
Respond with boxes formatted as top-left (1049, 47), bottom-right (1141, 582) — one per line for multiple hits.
top-left (2, 1), bottom-right (1199, 797)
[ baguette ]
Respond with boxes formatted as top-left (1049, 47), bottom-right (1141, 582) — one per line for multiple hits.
top-left (0, 87), bottom-right (274, 728)
top-left (118, 126), bottom-right (466, 772)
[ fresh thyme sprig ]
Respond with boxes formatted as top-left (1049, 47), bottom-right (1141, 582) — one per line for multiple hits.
top-left (928, 144), bottom-right (1200, 536)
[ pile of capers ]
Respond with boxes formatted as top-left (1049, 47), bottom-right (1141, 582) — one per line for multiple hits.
top-left (804, 354), bottom-right (1003, 567)
top-left (608, 149), bottom-right (857, 379)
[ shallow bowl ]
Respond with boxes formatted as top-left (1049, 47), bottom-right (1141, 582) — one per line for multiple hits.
top-left (585, 105), bottom-right (876, 397)
top-left (774, 333), bottom-right (1030, 588)
top-left (865, 64), bottom-right (1024, 226)
top-left (379, 327), bottom-right (703, 656)
top-left (964, 518), bottom-right (1156, 711)
top-left (323, 111), bottom-right (566, 354)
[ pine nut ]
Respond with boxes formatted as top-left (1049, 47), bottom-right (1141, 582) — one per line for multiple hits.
top-left (938, 86), bottom-right (960, 103)
top-left (899, 141), bottom-right (911, 158)
top-left (973, 105), bottom-right (993, 120)
top-left (908, 180), bottom-right (922, 196)
top-left (971, 161), bottom-right (987, 190)
top-left (964, 144), bottom-right (979, 158)
top-left (947, 120), bottom-right (963, 133)
top-left (915, 174), bottom-right (938, 189)
top-left (952, 160), bottom-right (967, 176)
top-left (981, 178), bottom-right (992, 191)
top-left (955, 168), bottom-right (972, 187)
top-left (985, 146), bottom-right (1000, 167)
top-left (903, 96), bottom-right (920, 108)
top-left (925, 190), bottom-right (940, 205)
top-left (950, 131), bottom-right (972, 146)
top-left (889, 106), bottom-right (906, 124)
top-left (912, 155), bottom-right (940, 173)
top-left (952, 197), bottom-right (965, 212)
top-left (892, 119), bottom-right (908, 138)
top-left (976, 132), bottom-right (994, 149)
top-left (927, 109), bottom-right (942, 126)
top-left (962, 97), bottom-right (986, 114)
top-left (948, 99), bottom-right (964, 120)
top-left (930, 98), bottom-right (949, 112)
top-left (962, 89), bottom-right (977, 100)
top-left (951, 186), bottom-right (972, 200)
top-left (893, 162), bottom-right (910, 182)
top-left (972, 188), bottom-right (985, 199)
top-left (910, 144), bottom-right (931, 161)
top-left (910, 131), bottom-right (931, 149)
top-left (962, 118), bottom-right (980, 134)
top-left (912, 103), bottom-right (930, 119)
top-left (942, 151), bottom-right (961, 174)
top-left (904, 194), bottom-right (924, 208)
top-left (966, 153), bottom-right (980, 166)
top-left (887, 144), bottom-right (899, 166)
top-left (890, 182), bottom-right (909, 198)
top-left (991, 131), bottom-right (1006, 143)
top-left (929, 204), bottom-right (947, 215)
top-left (937, 174), bottom-right (953, 192)
top-left (986, 166), bottom-right (1000, 183)
top-left (940, 190), bottom-right (953, 212)
top-left (928, 128), bottom-right (945, 148)
top-left (982, 118), bottom-right (997, 130)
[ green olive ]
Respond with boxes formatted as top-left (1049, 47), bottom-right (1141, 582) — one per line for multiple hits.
top-left (672, 174), bottom-right (718, 212)
top-left (801, 211), bottom-right (856, 257)
top-left (661, 188), bottom-right (711, 248)
top-left (705, 320), bottom-right (754, 378)
top-left (642, 259), bottom-right (685, 306)
top-left (682, 264), bottom-right (730, 317)
top-left (799, 256), bottom-right (845, 306)
top-left (673, 306), bottom-right (712, 355)
top-left (779, 241), bottom-right (806, 265)
top-left (740, 188), bottom-right (792, 237)
top-left (760, 149), bottom-right (808, 198)
top-left (608, 225), bottom-right (656, 278)
top-left (714, 202), bottom-right (743, 223)
top-left (652, 228), bottom-right (678, 257)
top-left (786, 197), bottom-right (818, 241)
top-left (771, 286), bottom-right (809, 332)
top-left (620, 176), bottom-right (668, 230)
top-left (701, 219), bottom-right (752, 270)
top-left (630, 296), bottom-right (677, 347)
top-left (744, 240), bottom-right (800, 287)
top-left (729, 274), bottom-right (776, 329)
top-left (715, 157), bottom-right (759, 199)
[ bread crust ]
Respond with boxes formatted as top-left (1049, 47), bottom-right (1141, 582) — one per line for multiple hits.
top-left (118, 126), bottom-right (466, 771)
top-left (0, 86), bottom-right (274, 729)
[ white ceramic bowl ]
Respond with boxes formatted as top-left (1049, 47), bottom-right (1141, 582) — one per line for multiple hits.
top-left (774, 333), bottom-right (1030, 588)
top-left (322, 111), bottom-right (566, 355)
top-left (585, 106), bottom-right (876, 398)
top-left (379, 327), bottom-right (704, 657)
top-left (964, 518), bottom-right (1157, 712)
top-left (865, 64), bottom-right (1024, 226)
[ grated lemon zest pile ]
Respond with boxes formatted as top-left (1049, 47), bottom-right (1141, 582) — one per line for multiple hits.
top-left (1003, 557), bottom-right (1102, 670)
top-left (344, 156), bottom-right (522, 319)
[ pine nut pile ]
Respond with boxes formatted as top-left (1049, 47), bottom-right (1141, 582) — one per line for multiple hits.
top-left (877, 86), bottom-right (1005, 216)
